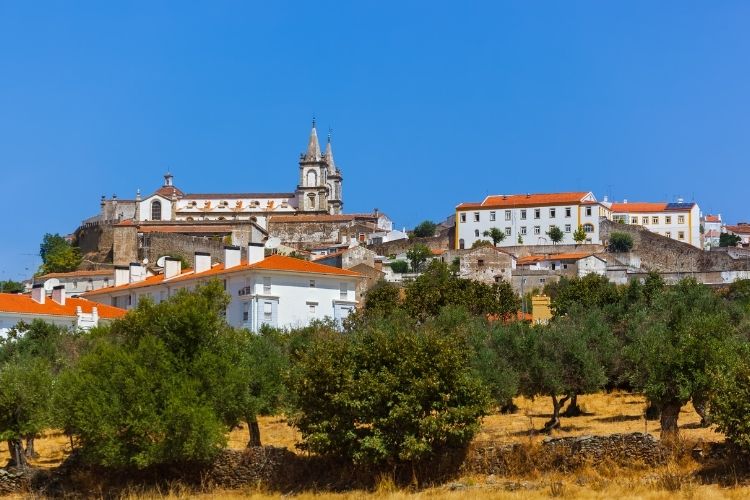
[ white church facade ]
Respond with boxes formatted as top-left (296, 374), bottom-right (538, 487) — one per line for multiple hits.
top-left (94, 121), bottom-right (344, 230)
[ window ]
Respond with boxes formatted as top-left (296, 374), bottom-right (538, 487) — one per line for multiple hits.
top-left (151, 200), bottom-right (162, 221)
top-left (242, 303), bottom-right (250, 322)
top-left (539, 278), bottom-right (546, 284)
top-left (534, 209), bottom-right (541, 219)
top-left (489, 211), bottom-right (496, 221)
top-left (534, 226), bottom-right (541, 235)
top-left (678, 215), bottom-right (685, 224)
top-left (665, 216), bottom-right (672, 224)
top-left (263, 301), bottom-right (273, 322)
top-left (340, 282), bottom-right (348, 300)
top-left (585, 206), bottom-right (592, 217)
top-left (631, 217), bottom-right (639, 224)
top-left (505, 210), bottom-right (511, 221)
top-left (583, 223), bottom-right (595, 233)
top-left (263, 277), bottom-right (271, 294)
top-left (477, 259), bottom-right (485, 267)
top-left (652, 216), bottom-right (659, 224)
top-left (459, 238), bottom-right (465, 249)
top-left (565, 224), bottom-right (571, 233)
top-left (505, 227), bottom-right (511, 236)
top-left (549, 208), bottom-right (556, 218)
top-left (474, 229), bottom-right (480, 237)
top-left (678, 231), bottom-right (685, 240)
top-left (308, 303), bottom-right (317, 314)
top-left (309, 279), bottom-right (316, 288)
top-left (641, 217), bottom-right (648, 225)
top-left (665, 231), bottom-right (672, 238)
top-left (460, 213), bottom-right (466, 223)
top-left (520, 226), bottom-right (527, 235)
top-left (520, 209), bottom-right (527, 220)
top-left (565, 207), bottom-right (571, 217)
top-left (473, 212), bottom-right (480, 222)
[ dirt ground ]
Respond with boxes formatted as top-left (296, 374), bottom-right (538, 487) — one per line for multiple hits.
top-left (2, 392), bottom-right (744, 499)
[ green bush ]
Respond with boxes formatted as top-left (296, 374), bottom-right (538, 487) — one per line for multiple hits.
top-left (390, 260), bottom-right (409, 274)
top-left (288, 312), bottom-right (489, 466)
top-left (608, 232), bottom-right (634, 252)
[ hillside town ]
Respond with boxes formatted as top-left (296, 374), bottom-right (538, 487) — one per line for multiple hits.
top-left (2, 121), bottom-right (748, 333)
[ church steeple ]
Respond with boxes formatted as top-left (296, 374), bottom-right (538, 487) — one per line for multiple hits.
top-left (324, 130), bottom-right (336, 174)
top-left (304, 119), bottom-right (321, 161)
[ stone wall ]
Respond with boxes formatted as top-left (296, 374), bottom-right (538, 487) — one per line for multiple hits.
top-left (370, 234), bottom-right (450, 257)
top-left (500, 243), bottom-right (605, 258)
top-left (141, 233), bottom-right (230, 268)
top-left (600, 219), bottom-right (748, 273)
top-left (74, 222), bottom-right (116, 267)
top-left (445, 247), bottom-right (515, 284)
top-left (113, 225), bottom-right (138, 265)
top-left (268, 220), bottom-right (345, 246)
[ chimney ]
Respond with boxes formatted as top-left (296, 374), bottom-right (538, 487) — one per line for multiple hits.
top-left (224, 245), bottom-right (241, 269)
top-left (194, 252), bottom-right (211, 274)
top-left (603, 195), bottom-right (609, 202)
top-left (51, 285), bottom-right (66, 306)
top-left (164, 258), bottom-right (182, 279)
top-left (129, 262), bottom-right (146, 283)
top-left (115, 265), bottom-right (129, 287)
top-left (31, 284), bottom-right (45, 304)
top-left (677, 197), bottom-right (684, 203)
top-left (248, 242), bottom-right (265, 265)
top-left (92, 306), bottom-right (99, 321)
top-left (623, 199), bottom-right (628, 204)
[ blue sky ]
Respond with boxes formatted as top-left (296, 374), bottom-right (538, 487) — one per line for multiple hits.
top-left (1, 1), bottom-right (749, 279)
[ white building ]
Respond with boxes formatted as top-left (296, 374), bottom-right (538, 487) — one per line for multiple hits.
top-left (606, 201), bottom-right (701, 248)
top-left (0, 286), bottom-right (125, 337)
top-left (95, 122), bottom-right (345, 228)
top-left (516, 252), bottom-right (607, 277)
top-left (455, 192), bottom-right (606, 249)
top-left (725, 223), bottom-right (750, 247)
top-left (702, 214), bottom-right (722, 249)
top-left (83, 245), bottom-right (361, 331)
top-left (33, 269), bottom-right (116, 296)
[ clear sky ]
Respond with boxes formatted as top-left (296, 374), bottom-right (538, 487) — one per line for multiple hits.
top-left (1, 1), bottom-right (749, 279)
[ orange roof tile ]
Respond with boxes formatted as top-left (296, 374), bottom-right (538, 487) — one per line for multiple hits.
top-left (457, 192), bottom-right (592, 210)
top-left (609, 202), bottom-right (668, 213)
top-left (38, 270), bottom-right (113, 279)
top-left (517, 253), bottom-right (600, 265)
top-left (726, 225), bottom-right (750, 235)
top-left (0, 293), bottom-right (126, 319)
top-left (83, 255), bottom-right (359, 297)
top-left (704, 215), bottom-right (721, 223)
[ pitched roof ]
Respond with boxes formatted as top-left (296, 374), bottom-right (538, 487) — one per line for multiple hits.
top-left (726, 225), bottom-right (750, 235)
top-left (181, 193), bottom-right (295, 200)
top-left (517, 253), bottom-right (601, 265)
top-left (457, 192), bottom-right (593, 210)
top-left (83, 255), bottom-right (359, 297)
top-left (154, 185), bottom-right (184, 198)
top-left (610, 202), bottom-right (695, 213)
top-left (704, 215), bottom-right (721, 223)
top-left (37, 270), bottom-right (113, 279)
top-left (0, 293), bottom-right (126, 319)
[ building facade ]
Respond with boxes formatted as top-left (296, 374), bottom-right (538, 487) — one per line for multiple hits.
top-left (702, 214), bottom-right (722, 249)
top-left (83, 245), bottom-right (361, 332)
top-left (455, 192), bottom-right (606, 250)
top-left (607, 201), bottom-right (701, 248)
top-left (94, 122), bottom-right (344, 229)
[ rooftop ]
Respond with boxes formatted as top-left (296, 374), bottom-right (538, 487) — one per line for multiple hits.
top-left (0, 293), bottom-right (126, 319)
top-left (457, 192), bottom-right (595, 210)
top-left (609, 201), bottom-right (696, 213)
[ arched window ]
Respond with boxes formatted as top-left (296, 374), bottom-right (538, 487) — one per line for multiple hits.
top-left (583, 223), bottom-right (594, 233)
top-left (306, 169), bottom-right (317, 187)
top-left (151, 200), bottom-right (162, 221)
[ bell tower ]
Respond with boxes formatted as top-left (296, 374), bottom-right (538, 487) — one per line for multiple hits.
top-left (296, 120), bottom-right (329, 213)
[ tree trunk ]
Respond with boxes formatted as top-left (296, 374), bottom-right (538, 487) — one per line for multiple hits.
top-left (24, 436), bottom-right (38, 459)
top-left (692, 394), bottom-right (711, 427)
top-left (544, 395), bottom-right (570, 433)
top-left (562, 394), bottom-right (583, 417)
top-left (660, 401), bottom-right (682, 440)
top-left (246, 415), bottom-right (262, 447)
top-left (6, 439), bottom-right (27, 468)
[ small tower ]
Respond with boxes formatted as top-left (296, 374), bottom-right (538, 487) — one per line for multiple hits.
top-left (324, 130), bottom-right (343, 215)
top-left (296, 120), bottom-right (329, 213)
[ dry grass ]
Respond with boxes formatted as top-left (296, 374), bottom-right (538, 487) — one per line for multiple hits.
top-left (1, 392), bottom-right (741, 499)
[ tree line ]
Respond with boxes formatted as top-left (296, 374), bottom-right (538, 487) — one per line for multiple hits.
top-left (2, 262), bottom-right (750, 472)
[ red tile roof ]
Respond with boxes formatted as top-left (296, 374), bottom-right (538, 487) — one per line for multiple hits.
top-left (83, 255), bottom-right (359, 297)
top-left (726, 225), bottom-right (750, 235)
top-left (457, 192), bottom-right (593, 210)
top-left (517, 253), bottom-right (600, 265)
top-left (0, 293), bottom-right (126, 319)
top-left (609, 202), bottom-right (668, 213)
top-left (38, 270), bottom-right (113, 279)
top-left (704, 215), bottom-right (721, 223)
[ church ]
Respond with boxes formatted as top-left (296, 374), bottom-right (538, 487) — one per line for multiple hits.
top-left (96, 121), bottom-right (344, 230)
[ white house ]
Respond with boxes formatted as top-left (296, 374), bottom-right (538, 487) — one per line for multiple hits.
top-left (516, 252), bottom-right (607, 277)
top-left (702, 214), bottom-right (722, 249)
top-left (83, 244), bottom-right (361, 331)
top-left (33, 269), bottom-right (116, 296)
top-left (0, 286), bottom-right (126, 337)
top-left (606, 200), bottom-right (701, 248)
top-left (455, 192), bottom-right (607, 249)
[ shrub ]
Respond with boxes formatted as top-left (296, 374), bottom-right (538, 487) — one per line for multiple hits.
top-left (389, 260), bottom-right (409, 274)
top-left (412, 220), bottom-right (437, 238)
top-left (711, 350), bottom-right (750, 452)
top-left (288, 312), bottom-right (489, 466)
top-left (608, 232), bottom-right (634, 253)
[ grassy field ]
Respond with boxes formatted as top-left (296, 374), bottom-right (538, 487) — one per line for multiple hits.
top-left (3, 391), bottom-right (747, 498)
